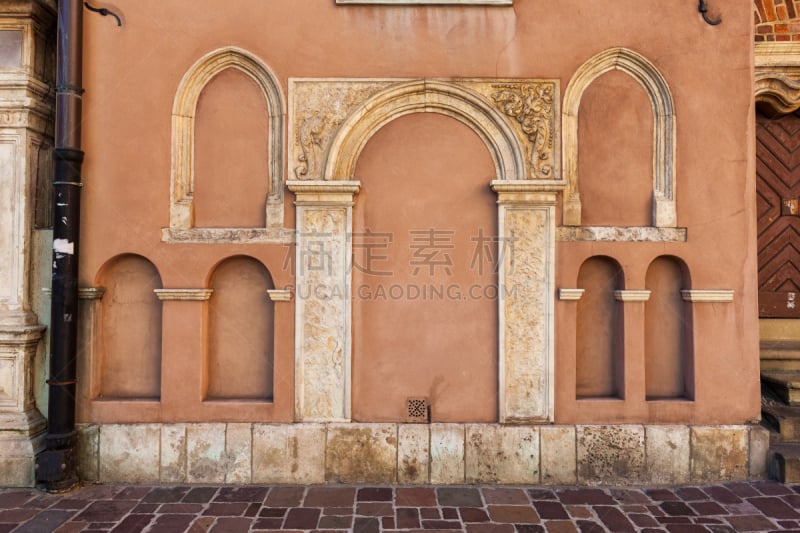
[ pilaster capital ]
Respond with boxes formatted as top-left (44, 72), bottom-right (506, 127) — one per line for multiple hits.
top-left (287, 180), bottom-right (361, 206)
top-left (490, 180), bottom-right (565, 205)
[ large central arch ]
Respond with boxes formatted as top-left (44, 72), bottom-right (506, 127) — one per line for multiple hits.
top-left (289, 78), bottom-right (562, 423)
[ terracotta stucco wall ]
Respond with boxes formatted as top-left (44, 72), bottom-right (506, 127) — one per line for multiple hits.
top-left (79, 0), bottom-right (758, 425)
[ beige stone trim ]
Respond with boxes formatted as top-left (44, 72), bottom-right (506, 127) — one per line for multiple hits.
top-left (558, 289), bottom-right (585, 301)
top-left (562, 47), bottom-right (676, 227)
top-left (78, 287), bottom-right (105, 300)
top-left (680, 290), bottom-right (734, 303)
top-left (266, 289), bottom-right (292, 302)
top-left (755, 43), bottom-right (800, 114)
top-left (153, 289), bottom-right (213, 301)
top-left (170, 47), bottom-right (285, 231)
top-left (288, 181), bottom-right (359, 422)
top-left (557, 226), bottom-right (687, 242)
top-left (161, 227), bottom-right (294, 244)
top-left (79, 422), bottom-right (767, 485)
top-left (614, 290), bottom-right (651, 302)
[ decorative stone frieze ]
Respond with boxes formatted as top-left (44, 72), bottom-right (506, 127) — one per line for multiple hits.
top-left (289, 78), bottom-right (558, 182)
top-left (288, 181), bottom-right (360, 422)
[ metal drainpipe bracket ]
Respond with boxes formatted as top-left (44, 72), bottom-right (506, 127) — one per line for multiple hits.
top-left (84, 2), bottom-right (122, 26)
top-left (698, 0), bottom-right (722, 25)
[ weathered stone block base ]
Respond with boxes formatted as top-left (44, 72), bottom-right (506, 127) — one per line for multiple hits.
top-left (0, 413), bottom-right (46, 487)
top-left (75, 423), bottom-right (770, 486)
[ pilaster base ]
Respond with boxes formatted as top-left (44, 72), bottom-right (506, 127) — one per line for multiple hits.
top-left (0, 324), bottom-right (46, 487)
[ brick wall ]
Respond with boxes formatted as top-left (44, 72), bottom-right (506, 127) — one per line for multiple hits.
top-left (755, 0), bottom-right (800, 41)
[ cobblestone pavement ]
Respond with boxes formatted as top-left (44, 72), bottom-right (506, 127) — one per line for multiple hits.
top-left (1, 482), bottom-right (800, 532)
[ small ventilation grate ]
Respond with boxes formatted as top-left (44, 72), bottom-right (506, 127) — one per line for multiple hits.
top-left (406, 397), bottom-right (429, 423)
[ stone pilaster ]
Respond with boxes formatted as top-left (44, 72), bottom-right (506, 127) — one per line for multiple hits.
top-left (288, 180), bottom-right (360, 422)
top-left (492, 180), bottom-right (564, 423)
top-left (0, 0), bottom-right (55, 486)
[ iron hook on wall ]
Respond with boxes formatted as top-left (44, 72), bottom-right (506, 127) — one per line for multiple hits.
top-left (698, 0), bottom-right (722, 25)
top-left (84, 2), bottom-right (122, 27)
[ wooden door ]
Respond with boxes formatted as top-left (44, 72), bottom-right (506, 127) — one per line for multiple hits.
top-left (758, 110), bottom-right (800, 317)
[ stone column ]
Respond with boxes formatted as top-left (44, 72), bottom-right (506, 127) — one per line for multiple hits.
top-left (0, 0), bottom-right (56, 486)
top-left (492, 181), bottom-right (564, 423)
top-left (287, 181), bottom-right (360, 422)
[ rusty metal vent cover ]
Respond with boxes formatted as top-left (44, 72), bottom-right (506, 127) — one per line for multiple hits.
top-left (406, 397), bottom-right (429, 423)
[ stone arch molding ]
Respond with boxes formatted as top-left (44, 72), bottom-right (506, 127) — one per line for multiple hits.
top-left (562, 47), bottom-right (676, 227)
top-left (289, 78), bottom-right (560, 184)
top-left (325, 80), bottom-right (526, 181)
top-left (167, 47), bottom-right (288, 242)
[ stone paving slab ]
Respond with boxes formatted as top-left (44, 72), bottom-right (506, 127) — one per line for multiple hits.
top-left (0, 482), bottom-right (799, 532)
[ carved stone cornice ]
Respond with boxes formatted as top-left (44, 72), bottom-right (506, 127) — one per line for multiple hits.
top-left (755, 43), bottom-right (800, 113)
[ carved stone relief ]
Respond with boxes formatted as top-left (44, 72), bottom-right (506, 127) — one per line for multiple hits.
top-left (289, 78), bottom-right (559, 182)
top-left (289, 182), bottom-right (359, 422)
top-left (290, 81), bottom-right (389, 182)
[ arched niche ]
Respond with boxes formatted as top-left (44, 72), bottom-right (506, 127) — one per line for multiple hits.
top-left (170, 47), bottom-right (285, 232)
top-left (562, 47), bottom-right (676, 228)
top-left (95, 254), bottom-right (163, 399)
top-left (206, 256), bottom-right (275, 401)
top-left (576, 256), bottom-right (625, 399)
top-left (645, 256), bottom-right (693, 400)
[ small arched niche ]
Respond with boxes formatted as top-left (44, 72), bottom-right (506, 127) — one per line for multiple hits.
top-left (206, 256), bottom-right (275, 400)
top-left (96, 254), bottom-right (163, 399)
top-left (576, 256), bottom-right (625, 399)
top-left (193, 67), bottom-right (270, 228)
top-left (645, 256), bottom-right (694, 400)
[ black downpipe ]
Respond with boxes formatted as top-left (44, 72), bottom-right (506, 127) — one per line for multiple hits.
top-left (37, 0), bottom-right (84, 492)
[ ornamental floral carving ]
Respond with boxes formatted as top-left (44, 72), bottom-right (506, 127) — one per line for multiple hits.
top-left (491, 83), bottom-right (555, 179)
